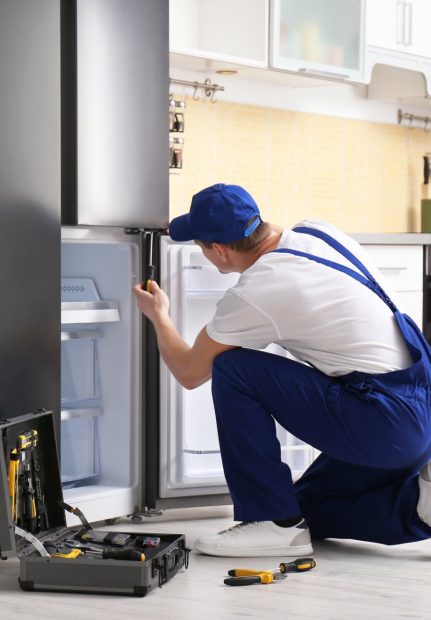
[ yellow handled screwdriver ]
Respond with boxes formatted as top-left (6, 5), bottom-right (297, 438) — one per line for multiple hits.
top-left (8, 449), bottom-right (19, 520)
top-left (142, 232), bottom-right (156, 293)
top-left (279, 558), bottom-right (316, 573)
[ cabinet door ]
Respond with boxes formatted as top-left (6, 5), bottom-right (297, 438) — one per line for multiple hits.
top-left (407, 0), bottom-right (431, 58)
top-left (169, 0), bottom-right (268, 66)
top-left (270, 0), bottom-right (365, 80)
top-left (366, 0), bottom-right (402, 50)
top-left (366, 0), bottom-right (431, 58)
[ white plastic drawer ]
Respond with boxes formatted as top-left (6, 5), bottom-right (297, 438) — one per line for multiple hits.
top-left (362, 245), bottom-right (423, 292)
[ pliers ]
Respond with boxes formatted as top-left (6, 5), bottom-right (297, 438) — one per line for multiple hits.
top-left (224, 557), bottom-right (316, 586)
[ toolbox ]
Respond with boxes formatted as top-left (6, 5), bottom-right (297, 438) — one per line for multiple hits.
top-left (0, 410), bottom-right (190, 596)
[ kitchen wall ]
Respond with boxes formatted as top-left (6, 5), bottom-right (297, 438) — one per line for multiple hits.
top-left (169, 94), bottom-right (431, 233)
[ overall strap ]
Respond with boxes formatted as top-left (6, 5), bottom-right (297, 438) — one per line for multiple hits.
top-left (273, 227), bottom-right (397, 313)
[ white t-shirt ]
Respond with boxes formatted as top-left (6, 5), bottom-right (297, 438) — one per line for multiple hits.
top-left (206, 219), bottom-right (413, 376)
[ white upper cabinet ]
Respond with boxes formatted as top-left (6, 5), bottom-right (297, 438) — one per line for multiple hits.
top-left (169, 0), bottom-right (268, 67)
top-left (366, 0), bottom-right (431, 59)
top-left (270, 0), bottom-right (365, 81)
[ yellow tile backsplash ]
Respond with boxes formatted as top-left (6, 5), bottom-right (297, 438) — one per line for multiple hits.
top-left (169, 95), bottom-right (431, 233)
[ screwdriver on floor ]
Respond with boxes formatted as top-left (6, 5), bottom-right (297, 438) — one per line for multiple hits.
top-left (225, 558), bottom-right (316, 585)
top-left (228, 557), bottom-right (316, 578)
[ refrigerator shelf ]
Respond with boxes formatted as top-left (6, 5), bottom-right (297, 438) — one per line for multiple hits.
top-left (61, 301), bottom-right (120, 324)
top-left (61, 329), bottom-right (101, 341)
top-left (61, 408), bottom-right (103, 421)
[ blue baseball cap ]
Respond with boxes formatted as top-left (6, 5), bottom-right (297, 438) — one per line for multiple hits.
top-left (169, 183), bottom-right (262, 243)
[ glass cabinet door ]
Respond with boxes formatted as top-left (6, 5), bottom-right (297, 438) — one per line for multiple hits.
top-left (270, 0), bottom-right (364, 80)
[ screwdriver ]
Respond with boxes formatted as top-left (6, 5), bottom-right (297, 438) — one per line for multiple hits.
top-left (8, 448), bottom-right (19, 521)
top-left (228, 558), bottom-right (316, 579)
top-left (279, 558), bottom-right (316, 573)
top-left (142, 232), bottom-right (156, 292)
top-left (88, 548), bottom-right (146, 561)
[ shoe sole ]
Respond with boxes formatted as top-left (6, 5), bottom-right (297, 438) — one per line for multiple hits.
top-left (194, 542), bottom-right (313, 558)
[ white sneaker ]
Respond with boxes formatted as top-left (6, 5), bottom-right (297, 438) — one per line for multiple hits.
top-left (418, 461), bottom-right (431, 527)
top-left (194, 518), bottom-right (313, 557)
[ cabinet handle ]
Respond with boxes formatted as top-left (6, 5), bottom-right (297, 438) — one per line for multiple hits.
top-left (396, 1), bottom-right (404, 45)
top-left (404, 1), bottom-right (413, 46)
top-left (298, 68), bottom-right (350, 80)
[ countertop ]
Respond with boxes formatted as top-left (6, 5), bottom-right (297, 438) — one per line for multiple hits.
top-left (351, 233), bottom-right (431, 245)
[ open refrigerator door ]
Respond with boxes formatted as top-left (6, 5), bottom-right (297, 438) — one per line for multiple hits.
top-left (60, 227), bottom-right (141, 525)
top-left (158, 238), bottom-right (319, 502)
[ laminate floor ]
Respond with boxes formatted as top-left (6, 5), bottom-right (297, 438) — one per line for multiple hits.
top-left (0, 505), bottom-right (430, 620)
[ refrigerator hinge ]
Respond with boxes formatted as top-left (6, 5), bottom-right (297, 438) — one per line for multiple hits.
top-left (124, 227), bottom-right (143, 235)
top-left (123, 227), bottom-right (167, 235)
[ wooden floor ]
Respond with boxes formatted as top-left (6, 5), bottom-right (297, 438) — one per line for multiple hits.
top-left (1, 505), bottom-right (430, 619)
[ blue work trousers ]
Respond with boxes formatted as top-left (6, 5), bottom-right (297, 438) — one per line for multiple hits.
top-left (212, 348), bottom-right (431, 545)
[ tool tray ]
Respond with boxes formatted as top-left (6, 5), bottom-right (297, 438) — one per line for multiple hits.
top-left (0, 411), bottom-right (189, 596)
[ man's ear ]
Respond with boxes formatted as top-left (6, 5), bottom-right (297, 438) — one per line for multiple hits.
top-left (212, 242), bottom-right (229, 263)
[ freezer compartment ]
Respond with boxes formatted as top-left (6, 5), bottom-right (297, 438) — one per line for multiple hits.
top-left (60, 228), bottom-right (141, 524)
top-left (159, 239), bottom-right (318, 499)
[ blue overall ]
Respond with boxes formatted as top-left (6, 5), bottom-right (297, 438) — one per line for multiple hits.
top-left (211, 227), bottom-right (431, 544)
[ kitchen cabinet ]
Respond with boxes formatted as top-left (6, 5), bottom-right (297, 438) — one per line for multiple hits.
top-left (361, 244), bottom-right (423, 328)
top-left (169, 0), bottom-right (268, 67)
top-left (270, 0), bottom-right (365, 81)
top-left (366, 0), bottom-right (431, 59)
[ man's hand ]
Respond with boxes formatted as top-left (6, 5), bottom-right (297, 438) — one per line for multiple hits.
top-left (132, 280), bottom-right (236, 389)
top-left (132, 280), bottom-right (169, 324)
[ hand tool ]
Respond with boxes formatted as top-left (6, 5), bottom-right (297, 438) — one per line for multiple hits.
top-left (142, 231), bottom-right (156, 292)
top-left (224, 569), bottom-right (286, 586)
top-left (279, 558), bottom-right (316, 573)
top-left (64, 539), bottom-right (145, 561)
top-left (32, 451), bottom-right (49, 531)
top-left (225, 557), bottom-right (316, 586)
top-left (22, 462), bottom-right (37, 533)
top-left (63, 502), bottom-right (93, 530)
top-left (8, 448), bottom-right (19, 520)
top-left (18, 430), bottom-right (38, 451)
top-left (43, 540), bottom-right (83, 559)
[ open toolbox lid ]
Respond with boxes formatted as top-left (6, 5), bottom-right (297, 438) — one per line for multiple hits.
top-left (0, 410), bottom-right (66, 559)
